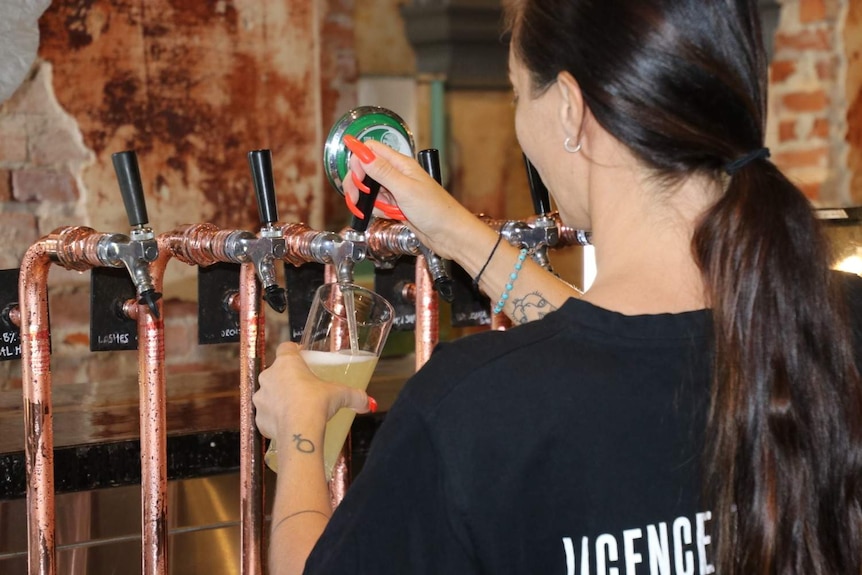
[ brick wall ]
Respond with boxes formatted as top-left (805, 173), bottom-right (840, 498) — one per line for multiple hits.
top-left (768, 0), bottom-right (852, 204)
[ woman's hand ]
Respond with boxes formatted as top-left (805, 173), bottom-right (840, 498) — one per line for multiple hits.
top-left (342, 138), bottom-right (477, 261)
top-left (254, 342), bottom-right (373, 442)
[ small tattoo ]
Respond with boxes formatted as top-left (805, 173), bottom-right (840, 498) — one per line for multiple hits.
top-left (511, 291), bottom-right (557, 324)
top-left (292, 434), bottom-right (315, 453)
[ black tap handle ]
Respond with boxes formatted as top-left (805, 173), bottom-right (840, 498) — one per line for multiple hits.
top-left (418, 149), bottom-right (442, 184)
top-left (248, 149), bottom-right (279, 225)
top-left (351, 176), bottom-right (381, 233)
top-left (523, 154), bottom-right (551, 216)
top-left (112, 151), bottom-right (149, 227)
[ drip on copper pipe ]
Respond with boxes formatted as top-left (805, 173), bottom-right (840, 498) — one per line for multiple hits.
top-left (239, 263), bottom-right (265, 575)
top-left (19, 226), bottom-right (110, 575)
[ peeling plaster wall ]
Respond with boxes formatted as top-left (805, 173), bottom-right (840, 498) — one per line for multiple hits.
top-left (38, 0), bottom-right (322, 234)
top-left (0, 0), bottom-right (355, 387)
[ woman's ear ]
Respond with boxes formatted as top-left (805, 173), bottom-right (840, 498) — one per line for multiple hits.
top-left (557, 71), bottom-right (585, 142)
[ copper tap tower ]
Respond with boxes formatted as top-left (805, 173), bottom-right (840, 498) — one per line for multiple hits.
top-left (20, 150), bottom-right (162, 575)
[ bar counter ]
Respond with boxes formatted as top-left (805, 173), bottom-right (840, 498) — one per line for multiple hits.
top-left (0, 354), bottom-right (414, 573)
top-left (0, 353), bottom-right (414, 498)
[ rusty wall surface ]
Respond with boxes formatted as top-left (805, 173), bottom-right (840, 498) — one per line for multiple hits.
top-left (846, 0), bottom-right (862, 202)
top-left (319, 0), bottom-right (358, 228)
top-left (38, 0), bottom-right (323, 234)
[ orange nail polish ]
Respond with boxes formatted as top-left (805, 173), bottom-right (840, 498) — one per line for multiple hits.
top-left (368, 396), bottom-right (378, 413)
top-left (343, 135), bottom-right (376, 163)
top-left (352, 170), bottom-right (371, 194)
top-left (375, 200), bottom-right (406, 220)
top-left (344, 192), bottom-right (364, 219)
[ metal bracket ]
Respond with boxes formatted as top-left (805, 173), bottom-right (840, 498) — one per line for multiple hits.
top-left (0, 268), bottom-right (22, 361)
top-left (198, 263), bottom-right (242, 345)
top-left (90, 267), bottom-right (138, 352)
top-left (449, 262), bottom-right (491, 327)
top-left (374, 256), bottom-right (418, 332)
top-left (285, 262), bottom-right (326, 342)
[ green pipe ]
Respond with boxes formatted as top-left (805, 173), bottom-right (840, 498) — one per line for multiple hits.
top-left (430, 78), bottom-right (447, 186)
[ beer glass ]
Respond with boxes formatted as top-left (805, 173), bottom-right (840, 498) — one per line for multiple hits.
top-left (264, 282), bottom-right (393, 480)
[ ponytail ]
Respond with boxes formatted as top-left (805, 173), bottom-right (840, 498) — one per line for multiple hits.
top-left (692, 160), bottom-right (862, 574)
top-left (508, 0), bottom-right (862, 571)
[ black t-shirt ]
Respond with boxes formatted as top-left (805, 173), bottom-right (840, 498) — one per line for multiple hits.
top-left (304, 273), bottom-right (862, 574)
top-left (305, 297), bottom-right (714, 574)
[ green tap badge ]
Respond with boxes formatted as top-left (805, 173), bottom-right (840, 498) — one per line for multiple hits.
top-left (324, 106), bottom-right (416, 194)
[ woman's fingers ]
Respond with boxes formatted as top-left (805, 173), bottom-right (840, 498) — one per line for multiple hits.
top-left (254, 341), bottom-right (378, 440)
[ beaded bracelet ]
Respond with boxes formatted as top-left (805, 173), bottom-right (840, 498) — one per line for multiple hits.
top-left (493, 248), bottom-right (529, 314)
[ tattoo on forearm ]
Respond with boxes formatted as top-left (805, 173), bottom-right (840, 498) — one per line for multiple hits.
top-left (292, 434), bottom-right (315, 453)
top-left (511, 291), bottom-right (557, 324)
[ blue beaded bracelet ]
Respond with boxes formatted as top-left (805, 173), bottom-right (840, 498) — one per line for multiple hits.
top-left (493, 248), bottom-right (529, 314)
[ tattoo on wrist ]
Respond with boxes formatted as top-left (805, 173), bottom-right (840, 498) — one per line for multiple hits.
top-left (511, 291), bottom-right (557, 325)
top-left (292, 433), bottom-right (316, 453)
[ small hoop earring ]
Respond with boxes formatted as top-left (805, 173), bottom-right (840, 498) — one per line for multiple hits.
top-left (564, 137), bottom-right (582, 153)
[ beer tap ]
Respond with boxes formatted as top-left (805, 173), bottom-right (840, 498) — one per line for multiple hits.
top-left (523, 155), bottom-right (559, 271)
top-left (416, 149), bottom-right (455, 302)
top-left (335, 166), bottom-right (380, 284)
top-left (246, 150), bottom-right (288, 312)
top-left (105, 151), bottom-right (162, 317)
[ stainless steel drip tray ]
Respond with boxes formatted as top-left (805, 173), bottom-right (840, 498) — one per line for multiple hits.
top-left (0, 353), bottom-right (414, 455)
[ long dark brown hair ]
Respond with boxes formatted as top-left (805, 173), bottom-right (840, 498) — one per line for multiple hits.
top-left (507, 0), bottom-right (862, 573)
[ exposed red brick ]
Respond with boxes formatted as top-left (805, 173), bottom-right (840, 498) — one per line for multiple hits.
top-left (0, 170), bottom-right (11, 201)
top-left (62, 332), bottom-right (90, 347)
top-left (810, 117), bottom-right (831, 139)
top-left (798, 181), bottom-right (821, 200)
top-left (770, 60), bottom-right (797, 83)
top-left (781, 90), bottom-right (829, 113)
top-left (779, 120), bottom-right (797, 142)
top-left (774, 28), bottom-right (832, 53)
top-left (12, 168), bottom-right (78, 202)
top-left (800, 0), bottom-right (827, 23)
top-left (773, 147), bottom-right (829, 170)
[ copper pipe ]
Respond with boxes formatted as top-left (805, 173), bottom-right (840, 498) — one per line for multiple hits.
top-left (8, 305), bottom-right (21, 328)
top-left (156, 225), bottom-right (268, 575)
top-left (239, 263), bottom-right (265, 575)
top-left (20, 226), bottom-right (109, 575)
top-left (280, 222), bottom-right (330, 266)
top-left (138, 246), bottom-right (168, 575)
top-left (322, 264), bottom-right (351, 507)
top-left (414, 257), bottom-right (439, 369)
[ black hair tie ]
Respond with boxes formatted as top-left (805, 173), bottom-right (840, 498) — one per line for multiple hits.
top-left (725, 147), bottom-right (771, 176)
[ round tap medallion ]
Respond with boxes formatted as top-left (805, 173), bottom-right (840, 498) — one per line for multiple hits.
top-left (323, 106), bottom-right (415, 194)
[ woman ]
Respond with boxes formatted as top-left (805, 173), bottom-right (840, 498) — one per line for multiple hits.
top-left (254, 0), bottom-right (862, 573)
